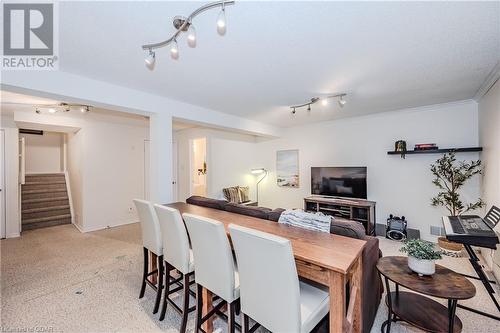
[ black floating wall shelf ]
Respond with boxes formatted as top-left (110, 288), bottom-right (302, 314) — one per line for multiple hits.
top-left (387, 147), bottom-right (483, 155)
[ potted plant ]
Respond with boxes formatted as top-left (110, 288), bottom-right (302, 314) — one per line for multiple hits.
top-left (430, 153), bottom-right (484, 252)
top-left (430, 152), bottom-right (484, 215)
top-left (400, 239), bottom-right (442, 276)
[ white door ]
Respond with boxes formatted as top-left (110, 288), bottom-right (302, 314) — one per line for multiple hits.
top-left (0, 130), bottom-right (5, 239)
top-left (172, 142), bottom-right (178, 201)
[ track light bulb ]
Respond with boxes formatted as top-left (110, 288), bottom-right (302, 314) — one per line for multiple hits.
top-left (48, 108), bottom-right (56, 114)
top-left (338, 96), bottom-right (346, 107)
top-left (217, 7), bottom-right (226, 36)
top-left (187, 24), bottom-right (197, 48)
top-left (35, 108), bottom-right (40, 114)
top-left (80, 106), bottom-right (90, 113)
top-left (321, 99), bottom-right (328, 106)
top-left (170, 39), bottom-right (179, 60)
top-left (145, 49), bottom-right (156, 68)
top-left (307, 104), bottom-right (311, 111)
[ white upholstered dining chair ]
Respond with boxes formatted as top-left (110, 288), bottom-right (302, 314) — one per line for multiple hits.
top-left (153, 204), bottom-right (195, 332)
top-left (182, 213), bottom-right (240, 333)
top-left (229, 223), bottom-right (330, 333)
top-left (133, 199), bottom-right (164, 314)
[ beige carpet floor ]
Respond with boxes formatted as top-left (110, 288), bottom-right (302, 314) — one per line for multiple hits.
top-left (1, 223), bottom-right (499, 332)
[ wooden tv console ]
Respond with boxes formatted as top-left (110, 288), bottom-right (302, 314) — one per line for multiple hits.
top-left (304, 196), bottom-right (376, 235)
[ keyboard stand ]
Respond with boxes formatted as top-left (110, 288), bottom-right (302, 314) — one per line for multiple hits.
top-left (457, 244), bottom-right (500, 321)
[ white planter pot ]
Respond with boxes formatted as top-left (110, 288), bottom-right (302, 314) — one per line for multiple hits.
top-left (408, 256), bottom-right (435, 276)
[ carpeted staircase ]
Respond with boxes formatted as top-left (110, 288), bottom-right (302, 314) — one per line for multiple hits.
top-left (21, 173), bottom-right (72, 230)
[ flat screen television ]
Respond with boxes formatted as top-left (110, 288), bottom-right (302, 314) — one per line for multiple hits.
top-left (311, 167), bottom-right (367, 199)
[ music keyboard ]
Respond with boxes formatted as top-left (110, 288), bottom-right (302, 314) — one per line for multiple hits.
top-left (442, 215), bottom-right (499, 249)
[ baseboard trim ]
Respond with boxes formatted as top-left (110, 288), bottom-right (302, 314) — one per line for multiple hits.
top-left (74, 219), bottom-right (139, 233)
top-left (73, 222), bottom-right (85, 233)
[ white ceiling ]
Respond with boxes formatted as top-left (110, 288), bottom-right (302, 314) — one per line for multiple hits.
top-left (55, 1), bottom-right (499, 127)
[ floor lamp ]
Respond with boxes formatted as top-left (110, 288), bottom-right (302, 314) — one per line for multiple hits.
top-left (251, 168), bottom-right (268, 204)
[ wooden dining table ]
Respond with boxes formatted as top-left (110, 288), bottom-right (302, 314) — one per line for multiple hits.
top-left (158, 202), bottom-right (366, 333)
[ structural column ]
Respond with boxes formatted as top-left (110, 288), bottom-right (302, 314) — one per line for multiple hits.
top-left (149, 112), bottom-right (173, 203)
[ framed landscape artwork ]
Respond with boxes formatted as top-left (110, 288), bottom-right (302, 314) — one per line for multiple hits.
top-left (276, 149), bottom-right (299, 187)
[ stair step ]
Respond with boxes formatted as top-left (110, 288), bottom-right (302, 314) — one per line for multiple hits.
top-left (22, 214), bottom-right (72, 225)
top-left (22, 205), bottom-right (70, 214)
top-left (23, 196), bottom-right (69, 204)
top-left (22, 192), bottom-right (68, 200)
top-left (22, 207), bottom-right (71, 220)
top-left (25, 175), bottom-right (66, 183)
top-left (24, 180), bottom-right (66, 185)
top-left (22, 218), bottom-right (71, 230)
top-left (23, 199), bottom-right (69, 210)
top-left (26, 173), bottom-right (64, 177)
top-left (22, 189), bottom-right (67, 194)
top-left (22, 184), bottom-right (67, 192)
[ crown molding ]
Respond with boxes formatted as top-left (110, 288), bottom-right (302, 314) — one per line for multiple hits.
top-left (474, 61), bottom-right (500, 101)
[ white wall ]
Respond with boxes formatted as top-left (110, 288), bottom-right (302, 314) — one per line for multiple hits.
top-left (20, 131), bottom-right (64, 173)
top-left (67, 130), bottom-right (84, 228)
top-left (0, 113), bottom-right (20, 238)
top-left (10, 109), bottom-right (149, 234)
top-left (479, 79), bottom-right (500, 212)
top-left (254, 101), bottom-right (480, 241)
top-left (174, 128), bottom-right (258, 202)
top-left (478, 78), bottom-right (500, 279)
top-left (82, 113), bottom-right (148, 231)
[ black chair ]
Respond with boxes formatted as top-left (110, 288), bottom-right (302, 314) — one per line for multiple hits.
top-left (484, 205), bottom-right (500, 228)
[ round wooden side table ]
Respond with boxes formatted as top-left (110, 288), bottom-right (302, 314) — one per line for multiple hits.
top-left (376, 256), bottom-right (476, 333)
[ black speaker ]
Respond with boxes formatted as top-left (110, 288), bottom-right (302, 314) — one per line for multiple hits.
top-left (386, 214), bottom-right (407, 241)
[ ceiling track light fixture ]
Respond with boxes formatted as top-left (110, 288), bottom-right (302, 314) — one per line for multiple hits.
top-left (290, 93), bottom-right (347, 115)
top-left (142, 1), bottom-right (235, 69)
top-left (33, 103), bottom-right (92, 114)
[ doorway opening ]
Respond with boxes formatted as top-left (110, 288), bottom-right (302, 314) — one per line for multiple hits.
top-left (190, 138), bottom-right (207, 197)
top-left (19, 130), bottom-right (72, 231)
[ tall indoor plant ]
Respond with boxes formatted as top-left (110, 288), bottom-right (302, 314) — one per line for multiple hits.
top-left (430, 152), bottom-right (484, 216)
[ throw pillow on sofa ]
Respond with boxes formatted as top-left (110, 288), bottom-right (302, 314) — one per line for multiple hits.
top-left (238, 186), bottom-right (250, 202)
top-left (223, 186), bottom-right (241, 203)
top-left (330, 217), bottom-right (366, 239)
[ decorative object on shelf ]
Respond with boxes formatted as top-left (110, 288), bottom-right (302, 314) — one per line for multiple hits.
top-left (430, 152), bottom-right (484, 216)
top-left (197, 161), bottom-right (207, 175)
top-left (276, 150), bottom-right (299, 187)
top-left (290, 93), bottom-right (347, 114)
top-left (386, 214), bottom-right (407, 241)
top-left (415, 143), bottom-right (438, 151)
top-left (142, 1), bottom-right (235, 69)
top-left (394, 140), bottom-right (407, 159)
top-left (251, 168), bottom-right (268, 203)
top-left (387, 147), bottom-right (483, 155)
top-left (400, 239), bottom-right (443, 276)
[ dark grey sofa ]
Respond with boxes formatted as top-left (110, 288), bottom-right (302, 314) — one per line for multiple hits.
top-left (186, 196), bottom-right (286, 222)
